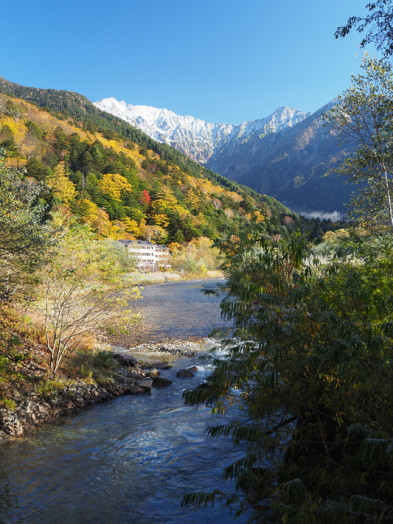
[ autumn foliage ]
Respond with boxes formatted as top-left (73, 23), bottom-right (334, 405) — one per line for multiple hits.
top-left (0, 91), bottom-right (291, 246)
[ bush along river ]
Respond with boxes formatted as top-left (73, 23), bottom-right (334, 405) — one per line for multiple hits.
top-left (0, 279), bottom-right (249, 523)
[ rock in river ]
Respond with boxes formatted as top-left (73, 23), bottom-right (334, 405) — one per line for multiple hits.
top-left (176, 369), bottom-right (194, 378)
top-left (152, 376), bottom-right (173, 388)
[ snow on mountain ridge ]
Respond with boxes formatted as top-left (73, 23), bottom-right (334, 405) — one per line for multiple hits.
top-left (94, 97), bottom-right (310, 164)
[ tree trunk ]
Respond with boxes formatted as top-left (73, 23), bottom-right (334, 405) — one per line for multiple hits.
top-left (383, 167), bottom-right (393, 231)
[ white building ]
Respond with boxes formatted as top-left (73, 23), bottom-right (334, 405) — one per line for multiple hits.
top-left (120, 240), bottom-right (171, 271)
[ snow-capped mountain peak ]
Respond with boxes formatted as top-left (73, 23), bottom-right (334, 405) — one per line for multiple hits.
top-left (94, 97), bottom-right (310, 164)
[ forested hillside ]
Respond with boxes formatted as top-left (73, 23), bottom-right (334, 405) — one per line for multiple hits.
top-left (0, 78), bottom-right (292, 245)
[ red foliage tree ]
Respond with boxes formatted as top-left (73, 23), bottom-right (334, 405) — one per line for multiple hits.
top-left (140, 189), bottom-right (151, 206)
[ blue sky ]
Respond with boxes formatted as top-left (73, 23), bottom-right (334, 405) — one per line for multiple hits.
top-left (0, 0), bottom-right (373, 123)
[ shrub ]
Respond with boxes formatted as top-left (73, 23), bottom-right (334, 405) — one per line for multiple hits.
top-left (93, 350), bottom-right (114, 370)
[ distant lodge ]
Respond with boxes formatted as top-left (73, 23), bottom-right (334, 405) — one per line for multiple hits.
top-left (120, 240), bottom-right (171, 271)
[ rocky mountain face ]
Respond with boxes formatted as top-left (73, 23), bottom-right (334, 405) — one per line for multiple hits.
top-left (221, 101), bottom-right (353, 215)
top-left (94, 98), bottom-right (309, 162)
top-left (94, 97), bottom-right (353, 214)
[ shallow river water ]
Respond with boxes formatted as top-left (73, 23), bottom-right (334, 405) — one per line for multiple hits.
top-left (0, 280), bottom-right (249, 523)
top-left (134, 278), bottom-right (231, 342)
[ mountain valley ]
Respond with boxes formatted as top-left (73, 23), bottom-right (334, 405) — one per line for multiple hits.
top-left (95, 97), bottom-right (353, 215)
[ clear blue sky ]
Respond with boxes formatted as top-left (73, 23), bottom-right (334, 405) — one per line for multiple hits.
top-left (0, 0), bottom-right (374, 124)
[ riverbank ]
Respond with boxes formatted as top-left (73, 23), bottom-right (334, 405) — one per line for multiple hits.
top-left (0, 338), bottom-right (146, 439)
top-left (0, 314), bottom-right (212, 440)
top-left (0, 343), bottom-right (208, 439)
top-left (0, 279), bottom-right (226, 440)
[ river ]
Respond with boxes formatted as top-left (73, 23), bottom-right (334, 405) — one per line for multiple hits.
top-left (0, 280), bottom-right (248, 523)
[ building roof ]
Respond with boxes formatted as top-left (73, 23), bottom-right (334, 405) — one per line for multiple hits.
top-left (119, 239), bottom-right (169, 250)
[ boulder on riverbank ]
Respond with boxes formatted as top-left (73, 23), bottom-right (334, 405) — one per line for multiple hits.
top-left (154, 362), bottom-right (172, 370)
top-left (112, 353), bottom-right (141, 370)
top-left (136, 378), bottom-right (153, 392)
top-left (128, 386), bottom-right (144, 395)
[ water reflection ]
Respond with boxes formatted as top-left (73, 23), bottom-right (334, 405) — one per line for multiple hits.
top-left (135, 279), bottom-right (230, 340)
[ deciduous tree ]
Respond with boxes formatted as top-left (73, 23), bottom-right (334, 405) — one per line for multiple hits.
top-left (183, 224), bottom-right (393, 521)
top-left (328, 55), bottom-right (393, 231)
top-left (0, 154), bottom-right (53, 303)
top-left (47, 163), bottom-right (76, 204)
top-left (98, 173), bottom-right (132, 202)
top-left (335, 0), bottom-right (393, 58)
top-left (40, 222), bottom-right (139, 373)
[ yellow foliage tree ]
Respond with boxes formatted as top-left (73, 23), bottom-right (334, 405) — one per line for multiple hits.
top-left (153, 213), bottom-right (170, 228)
top-left (47, 163), bottom-right (76, 204)
top-left (171, 237), bottom-right (221, 275)
top-left (225, 190), bottom-right (244, 203)
top-left (159, 186), bottom-right (177, 204)
top-left (322, 229), bottom-right (350, 244)
top-left (121, 217), bottom-right (142, 237)
top-left (197, 212), bottom-right (208, 227)
top-left (185, 188), bottom-right (200, 210)
top-left (151, 199), bottom-right (169, 215)
top-left (168, 242), bottom-right (183, 253)
top-left (253, 210), bottom-right (266, 224)
top-left (0, 117), bottom-right (26, 145)
top-left (172, 204), bottom-right (191, 221)
top-left (199, 179), bottom-right (215, 196)
top-left (77, 198), bottom-right (114, 237)
top-left (98, 173), bottom-right (132, 202)
top-left (77, 198), bottom-right (99, 223)
top-left (150, 189), bottom-right (179, 228)
top-left (94, 209), bottom-right (115, 237)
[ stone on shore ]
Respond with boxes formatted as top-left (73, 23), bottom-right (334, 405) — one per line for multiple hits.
top-left (113, 353), bottom-right (141, 370)
top-left (0, 356), bottom-right (150, 438)
top-left (136, 378), bottom-right (153, 391)
top-left (128, 386), bottom-right (144, 395)
top-left (0, 409), bottom-right (24, 436)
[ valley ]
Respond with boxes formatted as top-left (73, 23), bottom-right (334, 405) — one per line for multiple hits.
top-left (95, 97), bottom-right (354, 214)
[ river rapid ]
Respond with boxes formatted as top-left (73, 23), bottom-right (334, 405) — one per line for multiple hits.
top-left (0, 280), bottom-right (248, 523)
